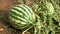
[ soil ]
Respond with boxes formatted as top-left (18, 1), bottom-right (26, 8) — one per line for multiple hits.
top-left (0, 0), bottom-right (22, 34)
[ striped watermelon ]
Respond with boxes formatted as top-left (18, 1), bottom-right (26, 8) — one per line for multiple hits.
top-left (43, 2), bottom-right (54, 15)
top-left (8, 4), bottom-right (36, 29)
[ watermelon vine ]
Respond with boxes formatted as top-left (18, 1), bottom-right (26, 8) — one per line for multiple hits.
top-left (0, 0), bottom-right (60, 34)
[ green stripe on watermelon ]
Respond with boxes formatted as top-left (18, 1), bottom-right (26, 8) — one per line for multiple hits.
top-left (23, 5), bottom-right (36, 23)
top-left (10, 9), bottom-right (31, 23)
top-left (15, 5), bottom-right (34, 23)
top-left (16, 5), bottom-right (31, 18)
top-left (12, 6), bottom-right (29, 18)
top-left (9, 13), bottom-right (27, 23)
top-left (23, 5), bottom-right (33, 22)
top-left (9, 16), bottom-right (32, 29)
top-left (9, 11), bottom-right (28, 22)
top-left (12, 7), bottom-right (28, 17)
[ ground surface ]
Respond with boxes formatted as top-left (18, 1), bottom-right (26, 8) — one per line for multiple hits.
top-left (0, 0), bottom-right (22, 34)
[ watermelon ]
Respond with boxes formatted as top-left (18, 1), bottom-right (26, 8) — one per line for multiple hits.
top-left (8, 4), bottom-right (36, 29)
top-left (43, 2), bottom-right (54, 15)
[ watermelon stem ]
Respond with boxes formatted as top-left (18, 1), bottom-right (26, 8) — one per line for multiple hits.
top-left (22, 25), bottom-right (33, 34)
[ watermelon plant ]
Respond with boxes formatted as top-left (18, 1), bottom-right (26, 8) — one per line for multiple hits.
top-left (32, 1), bottom-right (57, 34)
top-left (0, 0), bottom-right (60, 34)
